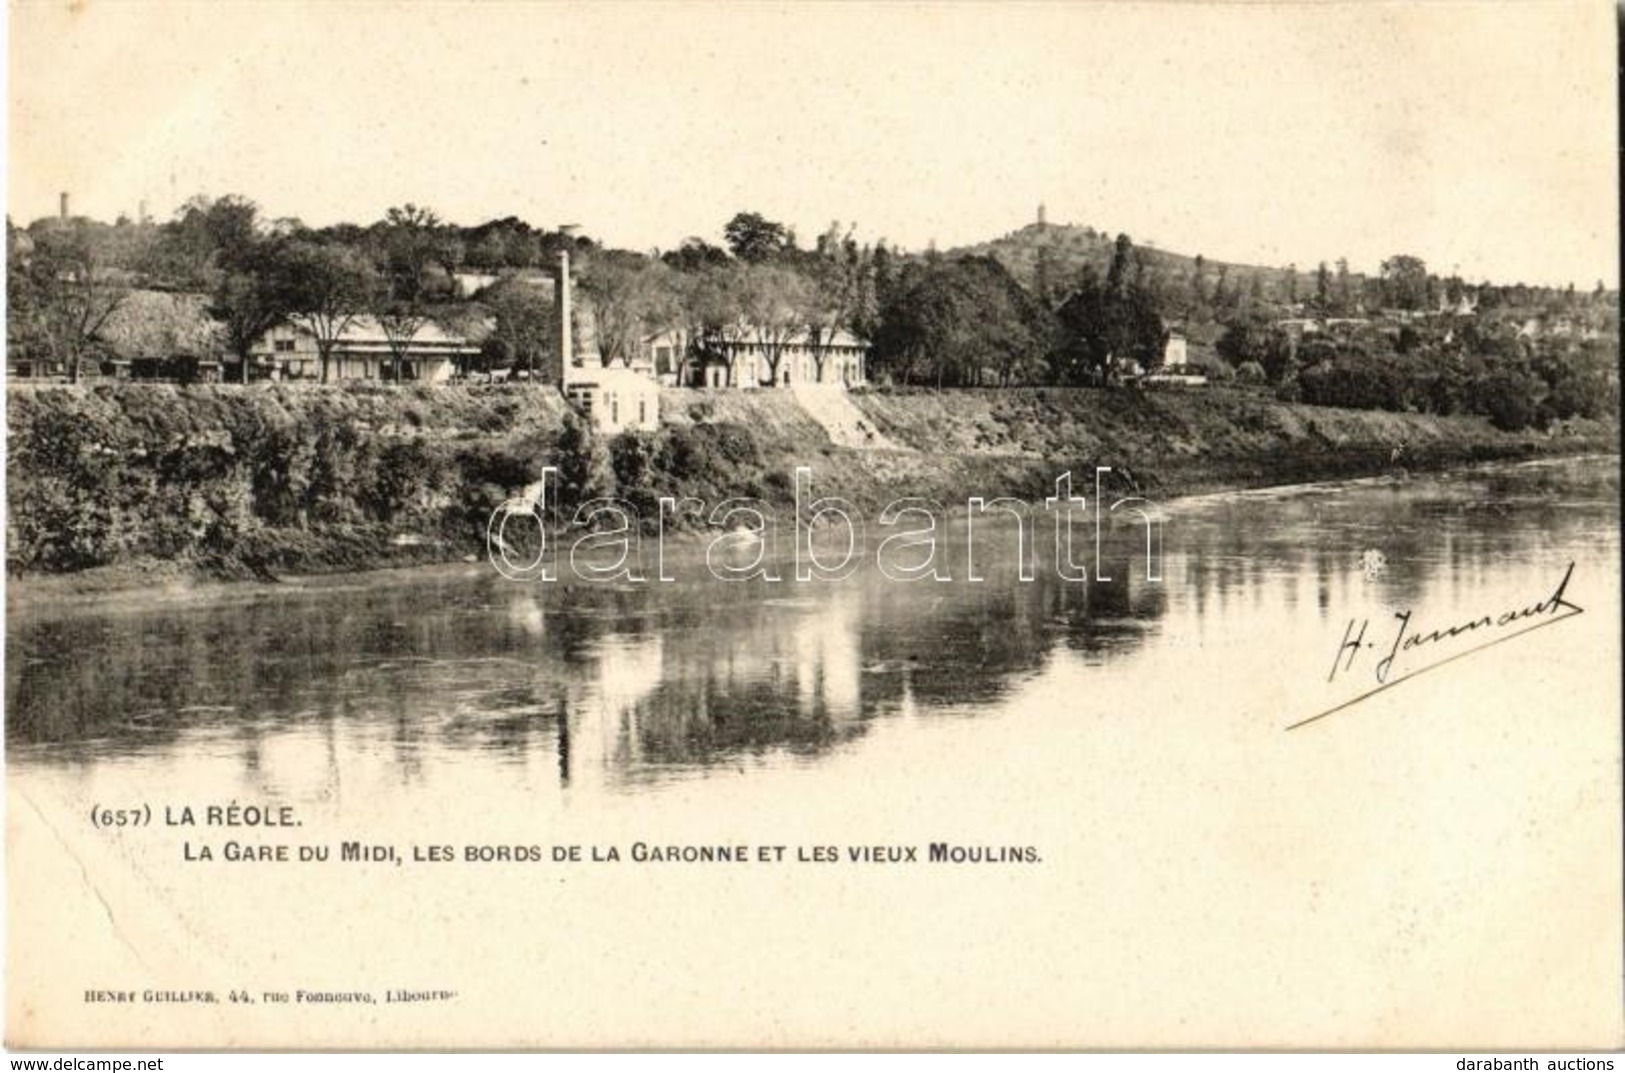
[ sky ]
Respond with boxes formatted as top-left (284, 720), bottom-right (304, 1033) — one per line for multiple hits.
top-left (6, 1), bottom-right (1619, 286)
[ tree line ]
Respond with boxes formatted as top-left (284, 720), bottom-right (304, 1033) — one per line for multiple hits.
top-left (7, 197), bottom-right (1619, 432)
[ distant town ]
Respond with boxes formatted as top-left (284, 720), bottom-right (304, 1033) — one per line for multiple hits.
top-left (6, 193), bottom-right (1619, 436)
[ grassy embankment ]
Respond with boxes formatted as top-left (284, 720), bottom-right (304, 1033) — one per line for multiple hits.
top-left (6, 381), bottom-right (1615, 593)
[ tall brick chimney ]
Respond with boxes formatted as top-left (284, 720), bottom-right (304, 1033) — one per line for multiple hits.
top-left (59, 192), bottom-right (69, 220)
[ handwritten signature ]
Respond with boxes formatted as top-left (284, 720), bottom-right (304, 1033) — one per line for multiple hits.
top-left (1288, 561), bottom-right (1584, 731)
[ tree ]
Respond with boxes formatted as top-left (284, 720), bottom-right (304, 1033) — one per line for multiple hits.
top-left (198, 195), bottom-right (261, 265)
top-left (804, 224), bottom-right (876, 384)
top-left (1380, 254), bottom-right (1429, 311)
top-left (1217, 317), bottom-right (1294, 383)
top-left (482, 277), bottom-right (556, 380)
top-left (433, 303), bottom-right (487, 378)
top-left (661, 237), bottom-right (731, 273)
top-left (1106, 233), bottom-right (1134, 293)
top-left (144, 193), bottom-right (262, 288)
top-left (142, 195), bottom-right (286, 383)
top-left (955, 256), bottom-right (1049, 387)
top-left (1212, 264), bottom-right (1232, 310)
top-left (1472, 367), bottom-right (1543, 431)
top-left (663, 267), bottom-right (721, 385)
top-left (1052, 263), bottom-right (1164, 386)
top-left (98, 216), bottom-right (159, 276)
top-left (869, 264), bottom-right (936, 386)
top-left (1033, 243), bottom-right (1060, 310)
top-left (689, 265), bottom-right (755, 386)
top-left (722, 211), bottom-right (793, 263)
top-left (1334, 258), bottom-right (1353, 314)
top-left (210, 239), bottom-right (293, 383)
top-left (281, 241), bottom-right (377, 383)
top-left (17, 223), bottom-right (130, 383)
top-left (575, 250), bottom-right (665, 368)
top-left (554, 413), bottom-right (615, 508)
top-left (371, 204), bottom-right (459, 381)
top-left (1235, 360), bottom-right (1266, 385)
top-left (872, 257), bottom-right (1050, 389)
top-left (1314, 261), bottom-right (1332, 313)
top-left (737, 263), bottom-right (811, 386)
top-left (375, 298), bottom-right (428, 383)
top-left (378, 204), bottom-right (449, 298)
top-left (872, 262), bottom-right (959, 387)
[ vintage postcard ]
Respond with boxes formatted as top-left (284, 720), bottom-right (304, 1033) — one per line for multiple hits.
top-left (4, 0), bottom-right (1621, 1052)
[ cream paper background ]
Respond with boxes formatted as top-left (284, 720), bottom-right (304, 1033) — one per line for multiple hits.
top-left (5, 0), bottom-right (1622, 1051)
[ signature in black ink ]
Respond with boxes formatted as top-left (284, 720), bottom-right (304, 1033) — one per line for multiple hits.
top-left (1289, 561), bottom-right (1583, 731)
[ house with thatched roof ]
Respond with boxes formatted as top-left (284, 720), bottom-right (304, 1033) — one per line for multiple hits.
top-left (96, 289), bottom-right (224, 382)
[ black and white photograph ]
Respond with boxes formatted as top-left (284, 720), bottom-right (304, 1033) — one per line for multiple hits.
top-left (3, 0), bottom-right (1620, 1056)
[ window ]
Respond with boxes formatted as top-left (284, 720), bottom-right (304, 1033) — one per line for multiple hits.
top-left (274, 339), bottom-right (296, 353)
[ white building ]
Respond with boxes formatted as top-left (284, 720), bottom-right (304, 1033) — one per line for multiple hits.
top-left (556, 250), bottom-right (660, 432)
top-left (250, 316), bottom-right (480, 382)
top-left (563, 364), bottom-right (660, 433)
top-left (1160, 329), bottom-right (1188, 368)
top-left (644, 326), bottom-right (870, 389)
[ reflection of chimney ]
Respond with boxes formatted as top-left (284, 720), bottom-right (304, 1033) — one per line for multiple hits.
top-left (556, 250), bottom-right (573, 385)
top-left (59, 192), bottom-right (69, 220)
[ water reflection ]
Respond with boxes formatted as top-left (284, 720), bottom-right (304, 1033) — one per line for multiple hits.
top-left (6, 458), bottom-right (1618, 794)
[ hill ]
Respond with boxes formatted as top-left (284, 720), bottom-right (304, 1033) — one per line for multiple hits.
top-left (946, 221), bottom-right (1340, 311)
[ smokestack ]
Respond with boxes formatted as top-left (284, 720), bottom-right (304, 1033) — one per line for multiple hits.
top-left (138, 199), bottom-right (149, 225)
top-left (557, 250), bottom-right (573, 385)
top-left (59, 192), bottom-right (69, 220)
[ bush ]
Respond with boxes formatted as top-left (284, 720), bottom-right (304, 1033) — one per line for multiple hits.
top-left (1298, 357), bottom-right (1409, 411)
top-left (1470, 369), bottom-right (1544, 431)
top-left (6, 383), bottom-right (579, 576)
top-left (554, 415), bottom-right (615, 510)
top-left (610, 432), bottom-right (660, 522)
top-left (8, 401), bottom-right (133, 570)
top-left (372, 438), bottom-right (452, 524)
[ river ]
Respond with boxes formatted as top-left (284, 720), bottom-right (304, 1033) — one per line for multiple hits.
top-left (6, 456), bottom-right (1620, 1047)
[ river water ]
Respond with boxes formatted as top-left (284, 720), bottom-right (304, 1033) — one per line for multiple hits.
top-left (6, 457), bottom-right (1620, 1048)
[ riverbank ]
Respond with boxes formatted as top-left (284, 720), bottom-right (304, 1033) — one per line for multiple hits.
top-left (10, 451), bottom-right (1615, 619)
top-left (6, 381), bottom-right (1616, 599)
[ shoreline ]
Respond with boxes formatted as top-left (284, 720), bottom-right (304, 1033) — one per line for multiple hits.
top-left (8, 447), bottom-right (1615, 616)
